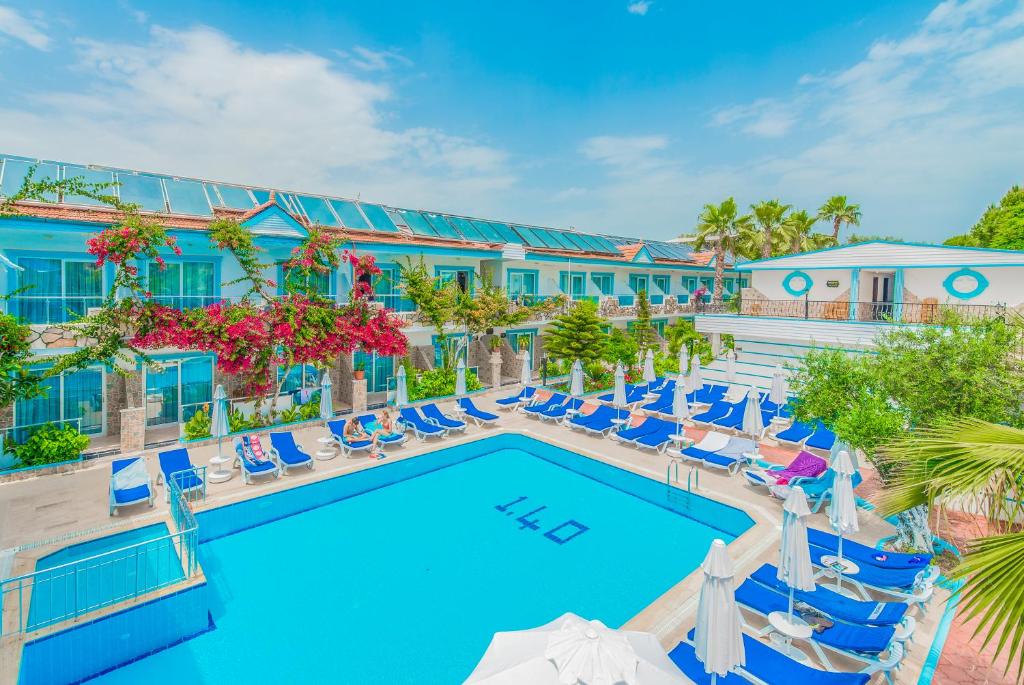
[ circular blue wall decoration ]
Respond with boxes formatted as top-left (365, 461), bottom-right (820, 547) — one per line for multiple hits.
top-left (782, 270), bottom-right (813, 296)
top-left (942, 268), bottom-right (988, 299)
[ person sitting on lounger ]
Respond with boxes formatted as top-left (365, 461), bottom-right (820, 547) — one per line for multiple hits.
top-left (344, 417), bottom-right (382, 458)
top-left (378, 410), bottom-right (396, 435)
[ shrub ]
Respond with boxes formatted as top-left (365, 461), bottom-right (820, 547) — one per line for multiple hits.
top-left (408, 367), bottom-right (482, 401)
top-left (183, 406), bottom-right (212, 440)
top-left (4, 423), bottom-right (89, 468)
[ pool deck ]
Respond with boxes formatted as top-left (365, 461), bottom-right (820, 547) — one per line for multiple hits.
top-left (0, 390), bottom-right (949, 683)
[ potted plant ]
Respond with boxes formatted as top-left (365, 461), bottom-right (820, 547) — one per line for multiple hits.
top-left (353, 361), bottom-right (366, 380)
top-left (489, 336), bottom-right (502, 353)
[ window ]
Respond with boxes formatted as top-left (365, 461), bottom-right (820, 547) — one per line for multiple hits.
top-left (652, 319), bottom-right (668, 338)
top-left (433, 333), bottom-right (468, 367)
top-left (653, 274), bottom-right (671, 294)
top-left (354, 350), bottom-right (394, 394)
top-left (628, 274), bottom-right (650, 294)
top-left (683, 276), bottom-right (698, 293)
top-left (373, 264), bottom-right (414, 312)
top-left (280, 264), bottom-right (335, 298)
top-left (507, 329), bottom-right (537, 359)
top-left (278, 364), bottom-right (320, 394)
top-left (145, 357), bottom-right (213, 427)
top-left (507, 270), bottom-right (538, 304)
top-left (437, 268), bottom-right (474, 293)
top-left (591, 273), bottom-right (614, 296)
top-left (147, 261), bottom-right (216, 309)
top-left (15, 366), bottom-right (104, 436)
top-left (740, 278), bottom-right (749, 289)
top-left (700, 277), bottom-right (715, 303)
top-left (559, 272), bottom-right (586, 300)
top-left (14, 257), bottom-right (103, 324)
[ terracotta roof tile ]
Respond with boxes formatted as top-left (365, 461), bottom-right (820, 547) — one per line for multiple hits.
top-left (617, 242), bottom-right (645, 261)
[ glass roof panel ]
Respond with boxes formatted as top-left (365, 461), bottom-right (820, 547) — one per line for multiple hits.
top-left (297, 195), bottom-right (340, 227)
top-left (486, 222), bottom-right (522, 243)
top-left (399, 210), bottom-right (438, 236)
top-left (591, 236), bottom-right (623, 253)
top-left (423, 213), bottom-right (461, 239)
top-left (116, 173), bottom-right (166, 212)
top-left (62, 165), bottom-right (116, 206)
top-left (447, 216), bottom-right (487, 241)
top-left (510, 224), bottom-right (547, 248)
top-left (329, 200), bottom-right (371, 230)
top-left (0, 159), bottom-right (60, 201)
top-left (164, 178), bottom-right (212, 216)
top-left (560, 232), bottom-right (593, 251)
top-left (249, 189), bottom-right (271, 205)
top-left (570, 233), bottom-right (604, 251)
top-left (464, 220), bottom-right (501, 242)
top-left (542, 230), bottom-right (581, 251)
top-left (360, 203), bottom-right (399, 232)
top-left (214, 184), bottom-right (255, 209)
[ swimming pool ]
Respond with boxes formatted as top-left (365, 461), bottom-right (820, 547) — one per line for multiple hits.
top-left (24, 433), bottom-right (752, 684)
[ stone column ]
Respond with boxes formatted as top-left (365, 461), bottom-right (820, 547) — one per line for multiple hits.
top-left (337, 353), bottom-right (355, 407)
top-left (351, 378), bottom-right (368, 413)
top-left (710, 332), bottom-right (722, 356)
top-left (489, 353), bottom-right (503, 388)
top-left (119, 407), bottom-right (146, 454)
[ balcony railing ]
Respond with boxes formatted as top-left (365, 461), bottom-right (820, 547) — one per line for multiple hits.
top-left (723, 298), bottom-right (1009, 324)
top-left (3, 296), bottom-right (103, 325)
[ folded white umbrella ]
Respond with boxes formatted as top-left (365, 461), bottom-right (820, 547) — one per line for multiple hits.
top-left (642, 349), bottom-right (656, 384)
top-left (319, 373), bottom-right (333, 421)
top-left (456, 358), bottom-right (468, 395)
top-left (395, 364), bottom-right (409, 407)
top-left (210, 384), bottom-right (230, 453)
top-left (725, 350), bottom-right (737, 383)
top-left (690, 354), bottom-right (704, 391)
top-left (569, 360), bottom-right (585, 397)
top-left (671, 373), bottom-right (689, 435)
top-left (740, 387), bottom-right (763, 438)
top-left (677, 347), bottom-right (688, 375)
top-left (829, 449), bottom-right (860, 589)
top-left (778, 486), bottom-right (816, 624)
top-left (612, 363), bottom-right (627, 408)
top-left (830, 439), bottom-right (858, 470)
top-left (694, 540), bottom-right (745, 682)
top-left (769, 365), bottom-right (788, 418)
top-left (463, 612), bottom-right (688, 685)
top-left (520, 349), bottom-right (533, 386)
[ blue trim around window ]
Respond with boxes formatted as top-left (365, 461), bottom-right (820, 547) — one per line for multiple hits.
top-left (652, 274), bottom-right (671, 294)
top-left (782, 270), bottom-right (813, 296)
top-left (558, 271), bottom-right (587, 298)
top-left (506, 327), bottom-right (539, 360)
top-left (435, 265), bottom-right (476, 293)
top-left (942, 267), bottom-right (989, 299)
top-left (590, 272), bottom-right (614, 295)
top-left (277, 263), bottom-right (338, 298)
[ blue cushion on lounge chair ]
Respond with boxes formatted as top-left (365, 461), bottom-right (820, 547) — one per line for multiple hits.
top-left (808, 546), bottom-right (922, 591)
top-left (399, 407), bottom-right (446, 435)
top-left (632, 422), bottom-right (676, 448)
top-left (805, 424), bottom-right (837, 450)
top-left (615, 418), bottom-right (662, 442)
top-left (692, 401), bottom-right (732, 423)
top-left (776, 420), bottom-right (815, 443)
top-left (269, 433), bottom-right (313, 466)
top-left (459, 398), bottom-right (499, 422)
top-left (735, 581), bottom-right (894, 655)
top-left (158, 449), bottom-right (202, 491)
top-left (421, 403), bottom-right (467, 429)
top-left (807, 528), bottom-right (931, 570)
top-left (495, 387), bottom-right (535, 405)
top-left (750, 563), bottom-right (907, 626)
top-left (113, 484), bottom-right (151, 504)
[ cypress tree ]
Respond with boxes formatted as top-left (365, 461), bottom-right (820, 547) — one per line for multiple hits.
top-left (542, 299), bottom-right (608, 363)
top-left (630, 289), bottom-right (659, 353)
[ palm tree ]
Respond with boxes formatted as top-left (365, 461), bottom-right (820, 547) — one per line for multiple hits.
top-left (818, 195), bottom-right (862, 244)
top-left (876, 418), bottom-right (1024, 682)
top-left (778, 209), bottom-right (818, 254)
top-left (693, 198), bottom-right (753, 306)
top-left (750, 199), bottom-right (791, 258)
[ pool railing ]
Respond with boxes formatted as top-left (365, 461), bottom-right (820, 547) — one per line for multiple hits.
top-left (0, 467), bottom-right (205, 636)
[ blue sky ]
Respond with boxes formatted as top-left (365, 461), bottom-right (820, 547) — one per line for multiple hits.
top-left (1, 0), bottom-right (1022, 242)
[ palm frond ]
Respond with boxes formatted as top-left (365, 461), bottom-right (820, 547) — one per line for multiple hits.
top-left (952, 532), bottom-right (1024, 682)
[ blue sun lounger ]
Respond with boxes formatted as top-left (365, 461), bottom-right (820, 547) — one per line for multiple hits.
top-left (570, 405), bottom-right (617, 434)
top-left (691, 384), bottom-right (728, 405)
top-left (807, 528), bottom-right (932, 571)
top-left (157, 448), bottom-right (205, 501)
top-left (691, 401), bottom-right (732, 425)
top-left (775, 420), bottom-right (816, 445)
top-left (356, 414), bottom-right (409, 446)
top-left (809, 545), bottom-right (934, 606)
top-left (805, 423), bottom-right (838, 451)
top-left (458, 397), bottom-right (499, 426)
top-left (670, 629), bottom-right (871, 685)
top-left (710, 399), bottom-right (749, 430)
top-left (234, 436), bottom-right (281, 484)
top-left (750, 564), bottom-right (909, 627)
top-left (328, 418), bottom-right (375, 456)
top-left (736, 580), bottom-right (904, 677)
top-left (523, 393), bottom-right (567, 417)
top-left (420, 403), bottom-right (468, 432)
top-left (495, 386), bottom-right (535, 408)
top-left (398, 407), bottom-right (448, 439)
top-left (268, 432), bottom-right (315, 474)
top-left (613, 417), bottom-right (663, 443)
top-left (109, 457), bottom-right (155, 515)
top-left (632, 419), bottom-right (679, 452)
top-left (787, 468), bottom-right (864, 513)
top-left (540, 397), bottom-right (584, 421)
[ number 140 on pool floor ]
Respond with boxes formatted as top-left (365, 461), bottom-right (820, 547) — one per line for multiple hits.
top-left (495, 496), bottom-right (589, 545)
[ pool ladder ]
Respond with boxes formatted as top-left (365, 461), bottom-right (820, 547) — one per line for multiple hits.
top-left (666, 459), bottom-right (699, 493)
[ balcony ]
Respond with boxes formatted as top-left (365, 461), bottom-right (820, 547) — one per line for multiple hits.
top-left (733, 298), bottom-right (1007, 324)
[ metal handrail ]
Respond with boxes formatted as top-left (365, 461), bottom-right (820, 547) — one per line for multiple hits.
top-left (710, 298), bottom-right (1008, 324)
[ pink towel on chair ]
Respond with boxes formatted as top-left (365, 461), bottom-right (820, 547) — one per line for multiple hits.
top-left (774, 451), bottom-right (827, 485)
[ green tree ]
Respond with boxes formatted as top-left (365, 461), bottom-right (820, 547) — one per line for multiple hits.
top-left (604, 327), bottom-right (639, 370)
top-left (630, 289), bottom-right (659, 353)
top-left (875, 419), bottom-right (1024, 683)
top-left (847, 233), bottom-right (903, 245)
top-left (777, 209), bottom-right (818, 254)
top-left (398, 258), bottom-right (462, 368)
top-left (818, 195), bottom-right (861, 244)
top-left (693, 198), bottom-right (753, 306)
top-left (0, 305), bottom-right (46, 410)
top-left (664, 319), bottom-right (712, 366)
top-left (947, 185), bottom-right (1024, 249)
top-left (542, 299), bottom-right (608, 364)
top-left (751, 199), bottom-right (791, 259)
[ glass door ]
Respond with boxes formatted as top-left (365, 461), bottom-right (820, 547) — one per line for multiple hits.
top-left (871, 274), bottom-right (894, 320)
top-left (146, 357), bottom-right (213, 426)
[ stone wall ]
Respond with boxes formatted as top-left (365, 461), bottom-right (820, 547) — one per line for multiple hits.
top-left (336, 352), bottom-right (355, 406)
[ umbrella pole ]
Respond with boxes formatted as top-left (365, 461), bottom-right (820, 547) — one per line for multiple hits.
top-left (836, 535), bottom-right (844, 591)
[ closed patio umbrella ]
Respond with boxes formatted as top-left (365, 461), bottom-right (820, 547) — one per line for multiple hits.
top-left (693, 539), bottom-right (745, 683)
top-left (829, 449), bottom-right (860, 590)
top-left (671, 373), bottom-right (690, 436)
top-left (778, 486), bottom-right (815, 627)
top-left (394, 364), bottom-right (409, 407)
top-left (741, 387), bottom-right (764, 438)
top-left (319, 372), bottom-right (333, 421)
top-left (456, 358), bottom-right (467, 396)
top-left (830, 439), bottom-right (858, 470)
top-left (520, 349), bottom-right (532, 386)
top-left (464, 612), bottom-right (688, 685)
top-left (726, 349), bottom-right (737, 383)
top-left (690, 354), bottom-right (704, 391)
top-left (769, 365), bottom-right (788, 418)
top-left (208, 384), bottom-right (231, 482)
top-left (643, 348), bottom-right (656, 384)
top-left (678, 347), bottom-right (687, 375)
top-left (569, 359), bottom-right (585, 397)
top-left (612, 362), bottom-right (627, 408)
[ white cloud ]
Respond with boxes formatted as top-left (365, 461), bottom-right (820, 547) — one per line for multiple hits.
top-left (627, 1), bottom-right (652, 16)
top-left (0, 25), bottom-right (512, 211)
top-left (580, 135), bottom-right (668, 170)
top-left (0, 6), bottom-right (50, 50)
top-left (711, 99), bottom-right (798, 138)
top-left (335, 45), bottom-right (412, 72)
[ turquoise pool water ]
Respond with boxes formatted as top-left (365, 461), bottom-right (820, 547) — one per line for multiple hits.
top-left (27, 434), bottom-right (751, 684)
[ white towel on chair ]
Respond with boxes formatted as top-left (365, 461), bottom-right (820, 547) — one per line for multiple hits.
top-left (113, 458), bottom-right (149, 491)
